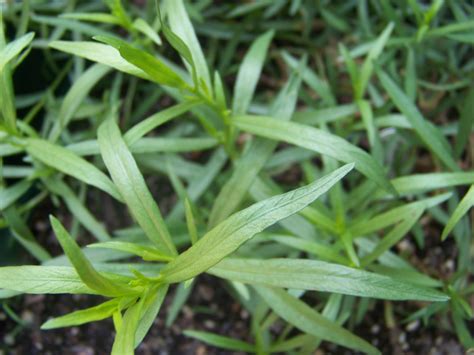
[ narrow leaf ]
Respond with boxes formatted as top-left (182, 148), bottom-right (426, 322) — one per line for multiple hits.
top-left (112, 298), bottom-right (143, 355)
top-left (26, 138), bottom-right (123, 201)
top-left (42, 299), bottom-right (120, 329)
top-left (184, 330), bottom-right (256, 353)
top-left (0, 32), bottom-right (34, 73)
top-left (160, 164), bottom-right (354, 283)
top-left (135, 284), bottom-right (169, 346)
top-left (232, 30), bottom-right (274, 114)
top-left (164, 0), bottom-right (211, 91)
top-left (376, 67), bottom-right (459, 171)
top-left (210, 258), bottom-right (449, 301)
top-left (255, 286), bottom-right (380, 354)
top-left (94, 35), bottom-right (187, 88)
top-left (442, 185), bottom-right (474, 240)
top-left (98, 119), bottom-right (177, 255)
top-left (0, 266), bottom-right (95, 294)
top-left (233, 115), bottom-right (395, 194)
top-left (50, 216), bottom-right (135, 297)
top-left (49, 41), bottom-right (147, 78)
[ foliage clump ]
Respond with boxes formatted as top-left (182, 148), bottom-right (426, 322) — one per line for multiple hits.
top-left (0, 0), bottom-right (473, 353)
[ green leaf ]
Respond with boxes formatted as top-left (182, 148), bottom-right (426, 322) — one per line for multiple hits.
top-left (293, 104), bottom-right (357, 125)
top-left (112, 298), bottom-right (144, 355)
top-left (282, 51), bottom-right (335, 106)
top-left (442, 184), bottom-right (474, 240)
top-left (98, 118), bottom-right (177, 255)
top-left (210, 258), bottom-right (449, 301)
top-left (358, 22), bottom-right (394, 98)
top-left (184, 330), bottom-right (256, 353)
top-left (44, 178), bottom-right (111, 242)
top-left (0, 179), bottom-right (31, 210)
top-left (26, 138), bottom-right (123, 201)
top-left (104, 0), bottom-right (132, 29)
top-left (184, 198), bottom-right (199, 245)
top-left (133, 18), bottom-right (162, 46)
top-left (160, 164), bottom-right (354, 283)
top-left (389, 172), bottom-right (474, 197)
top-left (48, 64), bottom-right (111, 141)
top-left (269, 234), bottom-right (346, 263)
top-left (404, 47), bottom-right (417, 101)
top-left (350, 193), bottom-right (451, 236)
top-left (209, 64), bottom-right (303, 227)
top-left (61, 12), bottom-right (121, 25)
top-left (50, 216), bottom-right (135, 297)
top-left (376, 67), bottom-right (459, 171)
top-left (42, 299), bottom-right (120, 329)
top-left (156, 3), bottom-right (197, 86)
top-left (135, 284), bottom-right (169, 346)
top-left (165, 281), bottom-right (194, 326)
top-left (128, 137), bottom-right (218, 154)
top-left (0, 32), bottom-right (34, 74)
top-left (88, 241), bottom-right (173, 262)
top-left (455, 86), bottom-right (474, 157)
top-left (124, 101), bottom-right (202, 145)
top-left (32, 15), bottom-right (114, 38)
top-left (361, 210), bottom-right (424, 266)
top-left (164, 0), bottom-right (212, 92)
top-left (233, 115), bottom-right (395, 194)
top-left (0, 266), bottom-right (95, 294)
top-left (2, 207), bottom-right (51, 262)
top-left (94, 36), bottom-right (187, 89)
top-left (0, 33), bottom-right (16, 133)
top-left (49, 41), bottom-right (148, 79)
top-left (255, 286), bottom-right (380, 354)
top-left (66, 136), bottom-right (217, 156)
top-left (232, 30), bottom-right (274, 114)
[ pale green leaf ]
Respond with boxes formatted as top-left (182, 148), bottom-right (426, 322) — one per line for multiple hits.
top-left (160, 164), bottom-right (354, 283)
top-left (376, 67), bottom-right (459, 171)
top-left (0, 32), bottom-right (34, 74)
top-left (98, 119), bottom-right (177, 255)
top-left (233, 115), bottom-right (395, 194)
top-left (112, 298), bottom-right (143, 355)
top-left (184, 330), bottom-right (256, 353)
top-left (50, 216), bottom-right (135, 297)
top-left (442, 185), bottom-right (474, 240)
top-left (210, 258), bottom-right (449, 301)
top-left (255, 286), bottom-right (380, 354)
top-left (0, 266), bottom-right (95, 294)
top-left (26, 138), bottom-right (122, 201)
top-left (164, 0), bottom-right (211, 92)
top-left (48, 41), bottom-right (148, 78)
top-left (232, 30), bottom-right (274, 114)
top-left (42, 299), bottom-right (120, 329)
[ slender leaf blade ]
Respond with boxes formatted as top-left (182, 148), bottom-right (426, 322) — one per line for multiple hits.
top-left (376, 67), bottom-right (459, 171)
top-left (232, 30), bottom-right (274, 114)
top-left (50, 216), bottom-right (134, 297)
top-left (442, 185), bottom-right (474, 240)
top-left (0, 266), bottom-right (95, 294)
top-left (98, 119), bottom-right (177, 255)
top-left (210, 258), bottom-right (449, 301)
top-left (255, 286), bottom-right (380, 354)
top-left (160, 164), bottom-right (354, 283)
top-left (233, 115), bottom-right (395, 194)
top-left (26, 138), bottom-right (123, 201)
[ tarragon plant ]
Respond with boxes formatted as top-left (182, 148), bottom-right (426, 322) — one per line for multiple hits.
top-left (1, 0), bottom-right (473, 353)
